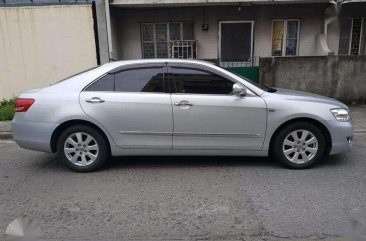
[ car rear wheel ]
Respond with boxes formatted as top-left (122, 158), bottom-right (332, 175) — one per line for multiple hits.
top-left (273, 122), bottom-right (326, 169)
top-left (57, 125), bottom-right (109, 172)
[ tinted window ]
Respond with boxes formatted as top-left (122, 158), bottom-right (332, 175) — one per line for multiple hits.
top-left (115, 68), bottom-right (165, 92)
top-left (171, 68), bottom-right (234, 94)
top-left (86, 74), bottom-right (114, 91)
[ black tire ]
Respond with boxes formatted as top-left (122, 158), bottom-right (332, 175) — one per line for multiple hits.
top-left (272, 122), bottom-right (326, 169)
top-left (57, 125), bottom-right (109, 172)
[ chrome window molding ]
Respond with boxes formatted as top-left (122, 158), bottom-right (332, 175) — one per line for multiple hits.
top-left (119, 131), bottom-right (260, 138)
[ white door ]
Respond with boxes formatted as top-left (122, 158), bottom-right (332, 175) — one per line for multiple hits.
top-left (80, 66), bottom-right (173, 149)
top-left (168, 66), bottom-right (267, 150)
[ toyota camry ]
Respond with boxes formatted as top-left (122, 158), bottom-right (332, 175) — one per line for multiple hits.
top-left (12, 59), bottom-right (353, 172)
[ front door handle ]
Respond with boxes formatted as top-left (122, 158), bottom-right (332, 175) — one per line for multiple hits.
top-left (85, 97), bottom-right (105, 104)
top-left (174, 100), bottom-right (193, 107)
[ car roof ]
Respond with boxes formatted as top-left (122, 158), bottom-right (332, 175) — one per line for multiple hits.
top-left (102, 59), bottom-right (214, 68)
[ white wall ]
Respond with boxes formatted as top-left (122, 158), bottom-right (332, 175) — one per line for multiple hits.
top-left (0, 4), bottom-right (97, 99)
top-left (110, 4), bottom-right (336, 62)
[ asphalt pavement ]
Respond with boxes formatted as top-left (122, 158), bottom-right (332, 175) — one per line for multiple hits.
top-left (0, 133), bottom-right (366, 241)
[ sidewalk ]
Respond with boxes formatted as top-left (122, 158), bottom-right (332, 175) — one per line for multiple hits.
top-left (0, 106), bottom-right (365, 140)
top-left (0, 120), bottom-right (12, 140)
top-left (350, 106), bottom-right (366, 133)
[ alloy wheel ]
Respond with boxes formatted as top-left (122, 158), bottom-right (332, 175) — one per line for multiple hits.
top-left (63, 132), bottom-right (99, 167)
top-left (282, 129), bottom-right (318, 164)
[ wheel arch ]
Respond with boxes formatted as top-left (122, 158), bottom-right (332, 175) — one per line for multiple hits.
top-left (50, 119), bottom-right (112, 153)
top-left (268, 117), bottom-right (332, 156)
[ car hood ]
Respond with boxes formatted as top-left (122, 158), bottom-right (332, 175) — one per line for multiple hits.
top-left (274, 88), bottom-right (348, 109)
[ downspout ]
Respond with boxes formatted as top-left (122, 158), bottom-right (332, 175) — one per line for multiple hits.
top-left (105, 0), bottom-right (113, 61)
top-left (320, 0), bottom-right (351, 55)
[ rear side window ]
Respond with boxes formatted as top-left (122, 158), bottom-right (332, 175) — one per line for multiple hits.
top-left (85, 67), bottom-right (165, 93)
top-left (86, 74), bottom-right (114, 91)
top-left (114, 68), bottom-right (165, 92)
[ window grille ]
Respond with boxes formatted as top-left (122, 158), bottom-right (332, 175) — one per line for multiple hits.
top-left (141, 22), bottom-right (195, 59)
top-left (339, 18), bottom-right (364, 55)
top-left (169, 40), bottom-right (197, 59)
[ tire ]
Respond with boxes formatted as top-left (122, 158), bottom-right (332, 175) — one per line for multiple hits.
top-left (57, 125), bottom-right (109, 172)
top-left (272, 122), bottom-right (326, 169)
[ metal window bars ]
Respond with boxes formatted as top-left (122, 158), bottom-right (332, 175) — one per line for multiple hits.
top-left (168, 40), bottom-right (198, 59)
top-left (219, 56), bottom-right (259, 68)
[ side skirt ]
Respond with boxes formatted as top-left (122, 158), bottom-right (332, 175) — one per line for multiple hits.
top-left (110, 147), bottom-right (268, 157)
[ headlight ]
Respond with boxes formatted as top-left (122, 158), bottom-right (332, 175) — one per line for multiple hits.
top-left (330, 108), bottom-right (350, 122)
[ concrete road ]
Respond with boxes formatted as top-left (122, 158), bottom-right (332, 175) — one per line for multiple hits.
top-left (0, 134), bottom-right (366, 241)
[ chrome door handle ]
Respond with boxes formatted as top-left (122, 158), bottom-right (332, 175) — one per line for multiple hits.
top-left (86, 97), bottom-right (105, 104)
top-left (174, 100), bottom-right (193, 106)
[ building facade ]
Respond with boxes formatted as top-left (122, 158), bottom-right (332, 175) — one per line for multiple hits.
top-left (97, 0), bottom-right (366, 71)
top-left (1, 0), bottom-right (365, 98)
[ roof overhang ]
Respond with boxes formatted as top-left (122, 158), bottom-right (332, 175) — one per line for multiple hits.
top-left (110, 0), bottom-right (330, 7)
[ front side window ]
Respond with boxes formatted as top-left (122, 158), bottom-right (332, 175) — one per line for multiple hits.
top-left (339, 18), bottom-right (364, 55)
top-left (171, 68), bottom-right (234, 95)
top-left (272, 20), bottom-right (300, 56)
top-left (85, 68), bottom-right (165, 93)
top-left (141, 22), bottom-right (195, 59)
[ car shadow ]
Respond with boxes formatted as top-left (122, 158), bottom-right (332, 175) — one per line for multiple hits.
top-left (46, 153), bottom-right (349, 172)
top-left (104, 155), bottom-right (277, 171)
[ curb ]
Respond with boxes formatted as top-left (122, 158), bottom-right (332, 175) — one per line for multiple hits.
top-left (0, 132), bottom-right (13, 140)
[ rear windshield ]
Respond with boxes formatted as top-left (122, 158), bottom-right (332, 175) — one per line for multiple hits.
top-left (51, 66), bottom-right (99, 85)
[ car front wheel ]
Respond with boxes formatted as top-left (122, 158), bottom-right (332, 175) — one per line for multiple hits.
top-left (57, 125), bottom-right (109, 172)
top-left (273, 122), bottom-right (326, 169)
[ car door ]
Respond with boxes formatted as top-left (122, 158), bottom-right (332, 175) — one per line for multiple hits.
top-left (79, 64), bottom-right (173, 149)
top-left (168, 65), bottom-right (267, 150)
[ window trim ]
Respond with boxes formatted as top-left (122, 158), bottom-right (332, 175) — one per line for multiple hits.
top-left (140, 22), bottom-right (195, 59)
top-left (271, 19), bottom-right (300, 57)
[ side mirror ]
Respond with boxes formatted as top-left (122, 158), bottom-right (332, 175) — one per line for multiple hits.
top-left (232, 83), bottom-right (247, 96)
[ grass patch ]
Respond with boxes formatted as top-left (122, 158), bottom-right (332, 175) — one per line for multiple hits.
top-left (0, 98), bottom-right (15, 121)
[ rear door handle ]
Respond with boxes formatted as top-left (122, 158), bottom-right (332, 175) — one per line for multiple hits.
top-left (85, 97), bottom-right (105, 104)
top-left (174, 100), bottom-right (193, 106)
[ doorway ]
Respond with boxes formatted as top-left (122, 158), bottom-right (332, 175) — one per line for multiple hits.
top-left (219, 21), bottom-right (254, 67)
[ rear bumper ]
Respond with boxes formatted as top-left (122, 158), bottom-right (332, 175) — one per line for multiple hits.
top-left (328, 120), bottom-right (353, 155)
top-left (12, 117), bottom-right (57, 153)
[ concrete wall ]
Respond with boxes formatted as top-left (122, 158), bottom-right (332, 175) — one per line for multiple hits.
top-left (110, 4), bottom-right (336, 63)
top-left (0, 4), bottom-right (97, 99)
top-left (95, 0), bottom-right (110, 64)
top-left (259, 56), bottom-right (366, 104)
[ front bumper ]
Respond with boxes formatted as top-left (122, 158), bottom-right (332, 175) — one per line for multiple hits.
top-left (327, 119), bottom-right (353, 155)
top-left (12, 115), bottom-right (57, 153)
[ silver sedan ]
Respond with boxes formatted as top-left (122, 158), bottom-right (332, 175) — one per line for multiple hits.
top-left (12, 60), bottom-right (353, 172)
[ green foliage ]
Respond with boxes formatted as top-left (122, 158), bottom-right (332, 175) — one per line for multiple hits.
top-left (0, 98), bottom-right (15, 121)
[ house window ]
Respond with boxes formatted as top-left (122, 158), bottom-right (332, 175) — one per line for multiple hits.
top-left (339, 18), bottom-right (364, 55)
top-left (272, 20), bottom-right (300, 56)
top-left (141, 22), bottom-right (194, 59)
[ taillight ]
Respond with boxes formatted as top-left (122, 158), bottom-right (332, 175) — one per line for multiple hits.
top-left (15, 98), bottom-right (35, 112)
